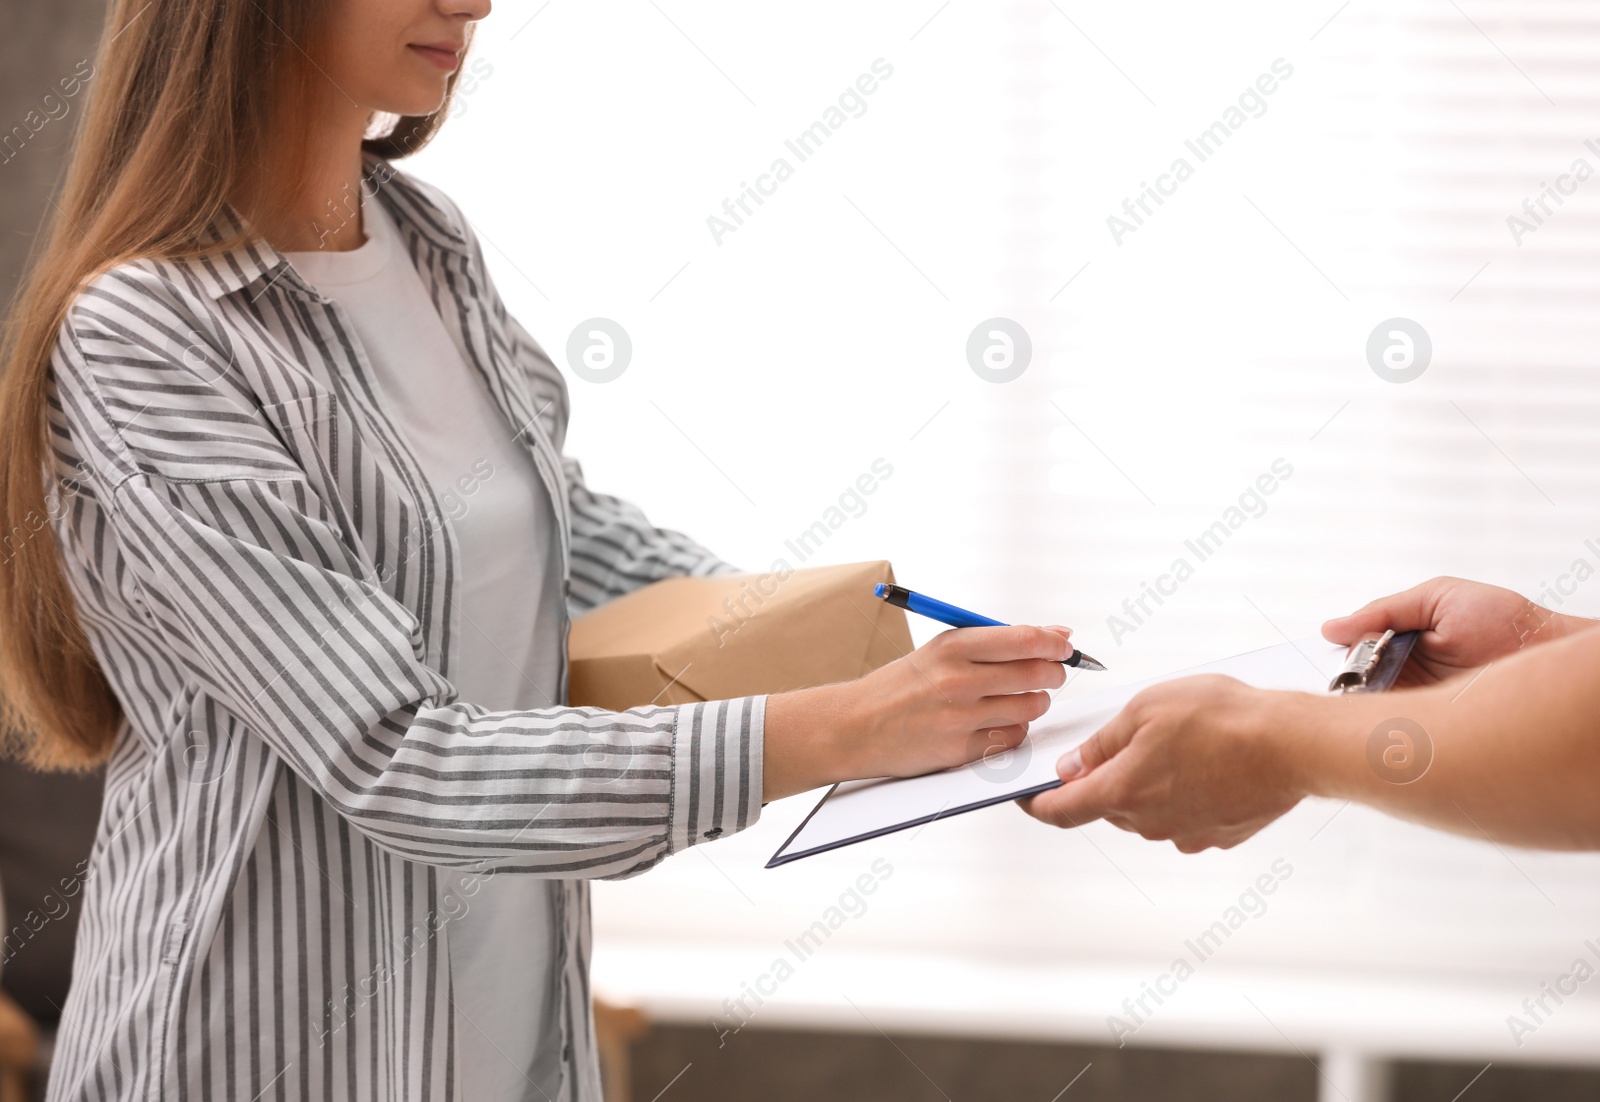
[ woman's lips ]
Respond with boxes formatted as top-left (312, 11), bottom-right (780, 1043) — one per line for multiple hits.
top-left (409, 44), bottom-right (461, 72)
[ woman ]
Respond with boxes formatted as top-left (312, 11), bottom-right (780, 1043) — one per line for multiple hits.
top-left (0, 1), bottom-right (1077, 1099)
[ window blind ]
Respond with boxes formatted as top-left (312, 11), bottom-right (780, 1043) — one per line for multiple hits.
top-left (411, 0), bottom-right (1600, 999)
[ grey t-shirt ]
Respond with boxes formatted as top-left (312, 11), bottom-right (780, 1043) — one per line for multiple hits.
top-left (287, 190), bottom-right (567, 1102)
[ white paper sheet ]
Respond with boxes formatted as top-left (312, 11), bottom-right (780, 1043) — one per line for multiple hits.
top-left (767, 637), bottom-right (1349, 867)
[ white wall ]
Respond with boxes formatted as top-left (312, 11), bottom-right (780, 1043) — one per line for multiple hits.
top-left (409, 0), bottom-right (1600, 1038)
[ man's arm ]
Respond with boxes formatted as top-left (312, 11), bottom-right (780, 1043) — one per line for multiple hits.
top-left (1292, 625), bottom-right (1600, 850)
top-left (1021, 580), bottom-right (1600, 852)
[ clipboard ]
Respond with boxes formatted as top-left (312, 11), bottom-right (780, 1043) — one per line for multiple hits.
top-left (766, 630), bottom-right (1418, 868)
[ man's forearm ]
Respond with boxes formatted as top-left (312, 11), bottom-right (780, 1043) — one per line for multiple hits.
top-left (1280, 627), bottom-right (1600, 849)
top-left (1534, 608), bottom-right (1600, 645)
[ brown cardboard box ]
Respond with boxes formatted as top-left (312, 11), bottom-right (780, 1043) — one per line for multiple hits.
top-left (568, 561), bottom-right (912, 710)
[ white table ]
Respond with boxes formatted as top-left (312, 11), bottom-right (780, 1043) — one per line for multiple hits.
top-left (593, 941), bottom-right (1600, 1102)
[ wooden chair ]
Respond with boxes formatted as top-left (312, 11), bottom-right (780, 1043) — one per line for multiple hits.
top-left (0, 991), bottom-right (39, 1102)
top-left (593, 996), bottom-right (650, 1102)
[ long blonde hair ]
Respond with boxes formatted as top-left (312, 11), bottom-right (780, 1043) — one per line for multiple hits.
top-left (0, 0), bottom-right (462, 766)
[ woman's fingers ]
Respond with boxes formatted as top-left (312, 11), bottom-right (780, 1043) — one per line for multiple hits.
top-left (858, 622), bottom-right (1086, 778)
top-left (965, 723), bottom-right (1028, 759)
top-left (939, 624), bottom-right (1073, 664)
top-left (907, 628), bottom-right (1072, 704)
top-left (962, 656), bottom-right (1067, 696)
top-left (968, 690), bottom-right (1052, 729)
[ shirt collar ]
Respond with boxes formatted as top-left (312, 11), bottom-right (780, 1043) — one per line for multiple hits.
top-left (363, 153), bottom-right (469, 255)
top-left (179, 155), bottom-right (469, 302)
top-left (180, 205), bottom-right (292, 301)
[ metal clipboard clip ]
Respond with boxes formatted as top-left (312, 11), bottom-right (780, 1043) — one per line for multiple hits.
top-left (1328, 628), bottom-right (1420, 694)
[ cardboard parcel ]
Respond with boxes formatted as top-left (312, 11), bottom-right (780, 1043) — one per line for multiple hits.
top-left (567, 561), bottom-right (911, 710)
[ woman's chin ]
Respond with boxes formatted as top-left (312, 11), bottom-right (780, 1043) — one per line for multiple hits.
top-left (374, 84), bottom-right (451, 121)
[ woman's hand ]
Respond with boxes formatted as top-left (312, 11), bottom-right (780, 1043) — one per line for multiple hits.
top-left (1017, 675), bottom-right (1310, 852)
top-left (763, 625), bottom-right (1073, 801)
top-left (1321, 576), bottom-right (1596, 687)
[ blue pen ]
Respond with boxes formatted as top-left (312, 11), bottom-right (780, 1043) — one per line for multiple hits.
top-left (874, 583), bottom-right (1106, 671)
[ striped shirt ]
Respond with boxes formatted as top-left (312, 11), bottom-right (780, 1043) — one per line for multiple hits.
top-left (42, 155), bottom-right (764, 1102)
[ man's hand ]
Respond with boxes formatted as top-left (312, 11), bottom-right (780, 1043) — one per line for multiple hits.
top-left (1018, 675), bottom-right (1309, 852)
top-left (1022, 583), bottom-right (1600, 855)
top-left (1322, 576), bottom-right (1595, 687)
